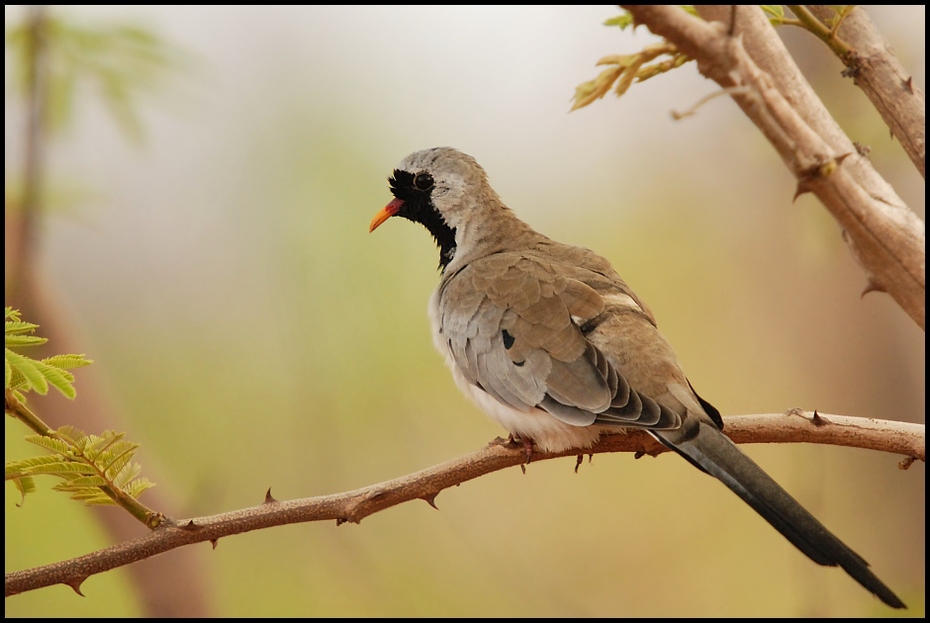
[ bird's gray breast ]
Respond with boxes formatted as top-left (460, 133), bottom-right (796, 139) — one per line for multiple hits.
top-left (433, 253), bottom-right (605, 414)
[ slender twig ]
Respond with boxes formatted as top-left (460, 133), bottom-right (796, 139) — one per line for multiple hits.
top-left (785, 5), bottom-right (855, 59)
top-left (806, 5), bottom-right (926, 178)
top-left (5, 411), bottom-right (923, 598)
top-left (4, 390), bottom-right (163, 529)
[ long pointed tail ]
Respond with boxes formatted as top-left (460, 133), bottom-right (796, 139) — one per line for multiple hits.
top-left (654, 421), bottom-right (905, 609)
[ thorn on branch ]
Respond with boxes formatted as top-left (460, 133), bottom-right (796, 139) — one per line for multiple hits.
top-left (210, 539), bottom-right (218, 550)
top-left (905, 76), bottom-right (914, 93)
top-left (793, 180), bottom-right (814, 201)
top-left (264, 488), bottom-right (278, 504)
top-left (66, 576), bottom-right (87, 597)
top-left (834, 152), bottom-right (853, 166)
top-left (421, 493), bottom-right (440, 510)
top-left (179, 519), bottom-right (201, 531)
top-left (811, 410), bottom-right (827, 427)
top-left (861, 279), bottom-right (886, 296)
top-left (795, 152), bottom-right (851, 199)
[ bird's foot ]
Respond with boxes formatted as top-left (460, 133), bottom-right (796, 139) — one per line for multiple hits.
top-left (505, 434), bottom-right (535, 464)
top-left (495, 433), bottom-right (536, 467)
top-left (573, 453), bottom-right (594, 473)
top-left (521, 437), bottom-right (535, 464)
top-left (490, 435), bottom-right (536, 472)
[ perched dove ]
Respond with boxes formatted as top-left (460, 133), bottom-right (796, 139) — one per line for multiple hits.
top-left (369, 146), bottom-right (904, 609)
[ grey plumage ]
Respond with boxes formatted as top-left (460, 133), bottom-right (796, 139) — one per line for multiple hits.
top-left (369, 146), bottom-right (905, 609)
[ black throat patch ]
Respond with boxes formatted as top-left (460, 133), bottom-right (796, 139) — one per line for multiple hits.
top-left (389, 169), bottom-right (457, 271)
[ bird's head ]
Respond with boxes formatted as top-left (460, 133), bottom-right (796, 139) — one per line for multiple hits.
top-left (369, 147), bottom-right (502, 271)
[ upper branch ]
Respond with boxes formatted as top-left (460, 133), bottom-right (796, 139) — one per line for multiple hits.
top-left (622, 5), bottom-right (925, 329)
top-left (804, 5), bottom-right (925, 178)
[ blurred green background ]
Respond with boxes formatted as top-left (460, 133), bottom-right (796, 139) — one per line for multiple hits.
top-left (5, 6), bottom-right (924, 617)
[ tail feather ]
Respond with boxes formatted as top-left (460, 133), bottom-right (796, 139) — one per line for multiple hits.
top-left (654, 422), bottom-right (905, 610)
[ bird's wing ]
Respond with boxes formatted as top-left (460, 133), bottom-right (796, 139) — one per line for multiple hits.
top-left (437, 251), bottom-right (681, 430)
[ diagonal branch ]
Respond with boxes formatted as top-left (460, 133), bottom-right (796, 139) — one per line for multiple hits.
top-left (801, 5), bottom-right (925, 178)
top-left (5, 411), bottom-right (923, 597)
top-left (622, 5), bottom-right (925, 329)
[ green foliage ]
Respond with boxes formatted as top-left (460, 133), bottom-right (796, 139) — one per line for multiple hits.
top-left (6, 426), bottom-right (155, 507)
top-left (578, 5), bottom-right (857, 111)
top-left (5, 307), bottom-right (92, 403)
top-left (604, 5), bottom-right (698, 30)
top-left (762, 5), bottom-right (787, 23)
top-left (603, 14), bottom-right (635, 30)
top-left (769, 6), bottom-right (855, 30)
top-left (5, 9), bottom-right (188, 142)
top-left (823, 6), bottom-right (856, 29)
top-left (572, 43), bottom-right (690, 111)
top-left (5, 308), bottom-right (155, 516)
top-left (573, 8), bottom-right (696, 112)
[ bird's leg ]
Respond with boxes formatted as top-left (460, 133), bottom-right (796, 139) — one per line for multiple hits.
top-left (520, 437), bottom-right (534, 464)
top-left (501, 433), bottom-right (535, 465)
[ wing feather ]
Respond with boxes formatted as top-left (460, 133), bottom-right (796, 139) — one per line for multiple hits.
top-left (439, 251), bottom-right (683, 431)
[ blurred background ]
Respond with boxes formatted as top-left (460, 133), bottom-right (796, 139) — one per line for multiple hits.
top-left (4, 5), bottom-right (924, 617)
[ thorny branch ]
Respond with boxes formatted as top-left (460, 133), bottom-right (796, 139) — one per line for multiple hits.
top-left (622, 5), bottom-right (925, 329)
top-left (6, 411), bottom-right (924, 597)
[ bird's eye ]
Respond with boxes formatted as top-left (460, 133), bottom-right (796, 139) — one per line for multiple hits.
top-left (414, 173), bottom-right (434, 191)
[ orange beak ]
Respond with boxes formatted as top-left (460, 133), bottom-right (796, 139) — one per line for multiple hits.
top-left (369, 198), bottom-right (404, 233)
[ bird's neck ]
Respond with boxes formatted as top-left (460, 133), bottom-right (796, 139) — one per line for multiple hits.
top-left (444, 205), bottom-right (543, 274)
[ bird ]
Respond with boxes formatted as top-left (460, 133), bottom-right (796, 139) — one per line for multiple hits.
top-left (368, 146), bottom-right (905, 609)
